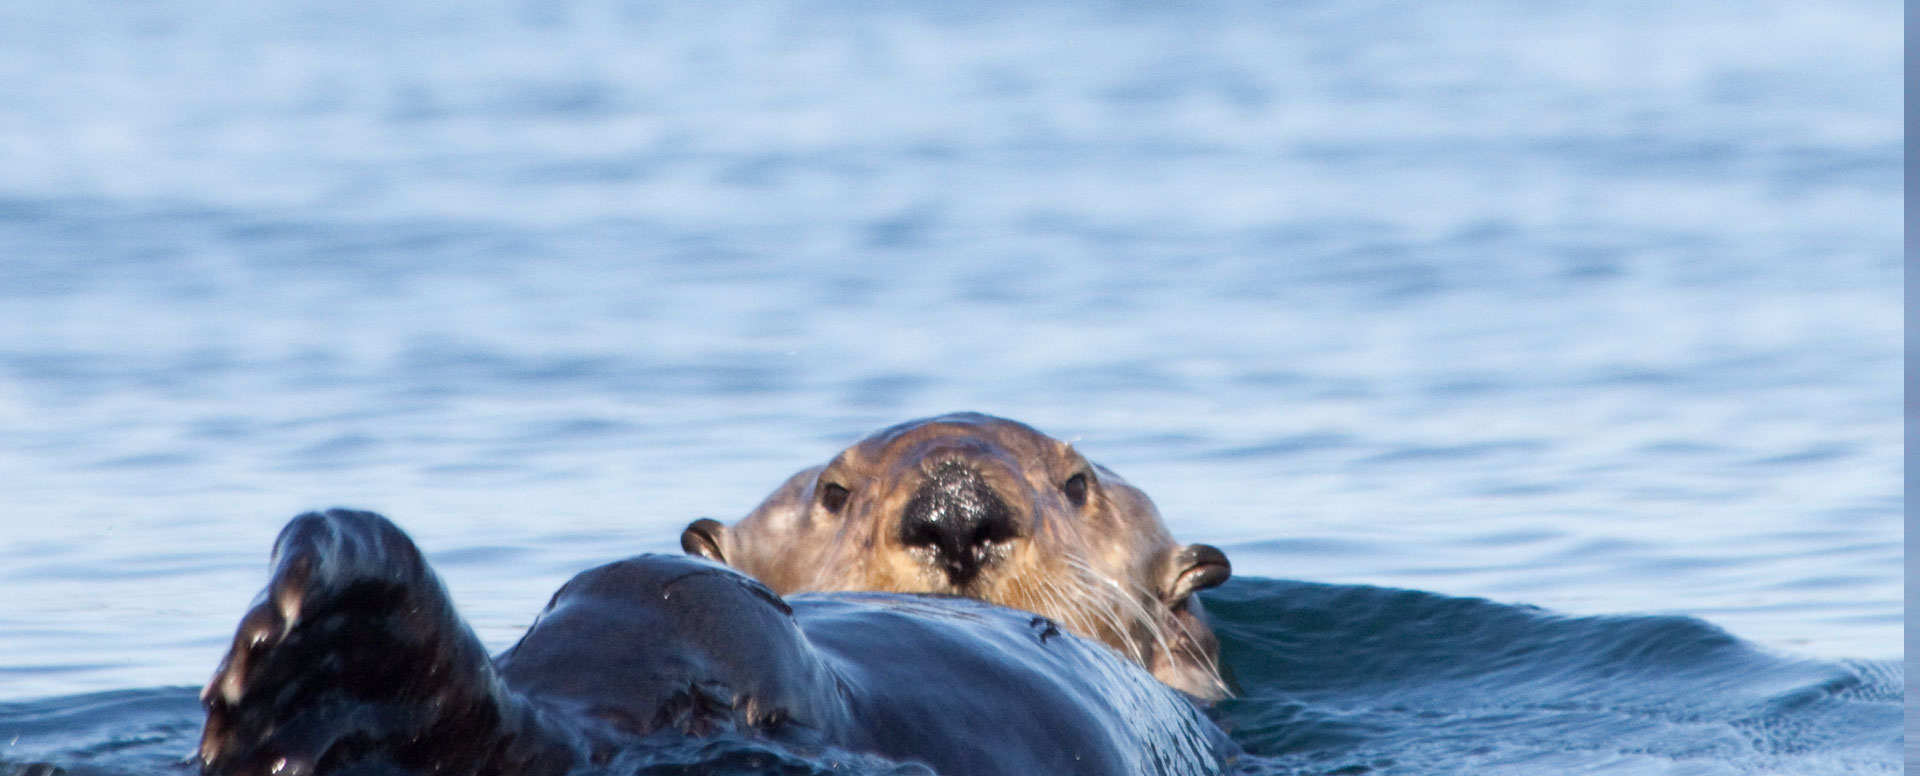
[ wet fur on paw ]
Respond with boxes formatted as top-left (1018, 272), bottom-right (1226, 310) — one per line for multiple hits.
top-left (198, 510), bottom-right (505, 776)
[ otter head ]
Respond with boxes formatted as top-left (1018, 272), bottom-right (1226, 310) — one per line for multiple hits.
top-left (681, 412), bottom-right (1233, 699)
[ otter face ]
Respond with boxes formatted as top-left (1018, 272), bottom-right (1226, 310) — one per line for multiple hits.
top-left (682, 412), bottom-right (1233, 699)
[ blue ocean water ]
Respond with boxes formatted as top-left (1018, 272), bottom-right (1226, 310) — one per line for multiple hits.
top-left (0, 1), bottom-right (1901, 773)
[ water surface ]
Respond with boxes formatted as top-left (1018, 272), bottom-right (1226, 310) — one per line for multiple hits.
top-left (0, 1), bottom-right (1900, 773)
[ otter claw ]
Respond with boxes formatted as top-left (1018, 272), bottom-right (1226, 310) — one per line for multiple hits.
top-left (274, 592), bottom-right (301, 637)
top-left (209, 602), bottom-right (286, 706)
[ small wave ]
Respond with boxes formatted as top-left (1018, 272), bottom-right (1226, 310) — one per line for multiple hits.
top-left (1202, 578), bottom-right (1901, 774)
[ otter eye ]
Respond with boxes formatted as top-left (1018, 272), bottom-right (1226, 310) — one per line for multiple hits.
top-left (820, 482), bottom-right (850, 513)
top-left (1062, 472), bottom-right (1089, 508)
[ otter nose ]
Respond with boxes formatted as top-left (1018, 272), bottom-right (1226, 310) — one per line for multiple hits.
top-left (898, 461), bottom-right (1017, 587)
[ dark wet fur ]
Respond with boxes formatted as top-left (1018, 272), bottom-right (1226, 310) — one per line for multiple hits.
top-left (200, 511), bottom-right (575, 776)
top-left (196, 510), bottom-right (1228, 776)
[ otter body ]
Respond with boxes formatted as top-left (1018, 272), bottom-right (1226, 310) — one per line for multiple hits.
top-left (200, 510), bottom-right (1230, 776)
top-left (683, 413), bottom-right (1232, 698)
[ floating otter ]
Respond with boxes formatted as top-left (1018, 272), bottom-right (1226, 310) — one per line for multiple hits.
top-left (680, 412), bottom-right (1233, 699)
top-left (199, 509), bottom-right (1231, 776)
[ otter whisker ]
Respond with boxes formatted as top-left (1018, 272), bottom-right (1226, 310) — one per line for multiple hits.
top-left (1039, 572), bottom-right (1128, 661)
top-left (1082, 558), bottom-right (1228, 697)
top-left (1063, 556), bottom-right (1177, 671)
top-left (1049, 560), bottom-right (1143, 665)
top-left (1052, 560), bottom-right (1113, 637)
top-left (1032, 574), bottom-right (1089, 640)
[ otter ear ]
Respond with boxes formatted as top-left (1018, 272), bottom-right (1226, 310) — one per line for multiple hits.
top-left (1161, 543), bottom-right (1230, 604)
top-left (681, 518), bottom-right (729, 563)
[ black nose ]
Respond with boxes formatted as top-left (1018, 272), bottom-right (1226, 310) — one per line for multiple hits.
top-left (899, 461), bottom-right (1017, 587)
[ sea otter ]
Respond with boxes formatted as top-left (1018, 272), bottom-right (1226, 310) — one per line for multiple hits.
top-left (198, 509), bottom-right (1231, 776)
top-left (679, 412), bottom-right (1232, 699)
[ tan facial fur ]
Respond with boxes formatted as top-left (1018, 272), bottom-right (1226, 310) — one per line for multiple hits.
top-left (682, 412), bottom-right (1232, 699)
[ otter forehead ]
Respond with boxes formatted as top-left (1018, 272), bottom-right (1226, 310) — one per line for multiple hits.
top-left (853, 413), bottom-right (1071, 480)
top-left (865, 412), bottom-right (1040, 443)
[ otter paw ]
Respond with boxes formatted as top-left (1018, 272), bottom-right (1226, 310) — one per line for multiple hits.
top-left (197, 510), bottom-right (486, 776)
